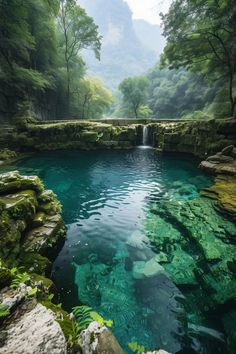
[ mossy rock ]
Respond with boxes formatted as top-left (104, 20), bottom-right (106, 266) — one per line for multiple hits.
top-left (39, 300), bottom-right (74, 342)
top-left (30, 273), bottom-right (55, 293)
top-left (79, 131), bottom-right (98, 143)
top-left (0, 149), bottom-right (18, 161)
top-left (18, 252), bottom-right (51, 275)
top-left (32, 212), bottom-right (46, 227)
top-left (0, 190), bottom-right (37, 223)
top-left (0, 171), bottom-right (44, 194)
top-left (202, 175), bottom-right (236, 219)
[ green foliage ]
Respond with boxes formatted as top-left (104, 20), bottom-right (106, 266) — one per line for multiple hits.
top-left (0, 304), bottom-right (10, 319)
top-left (72, 305), bottom-right (113, 332)
top-left (48, 293), bottom-right (55, 301)
top-left (0, 0), bottom-right (109, 121)
top-left (128, 342), bottom-right (146, 354)
top-left (71, 77), bottom-right (113, 119)
top-left (119, 76), bottom-right (150, 118)
top-left (10, 272), bottom-right (30, 289)
top-left (90, 312), bottom-right (113, 327)
top-left (147, 65), bottom-right (216, 119)
top-left (72, 305), bottom-right (93, 331)
top-left (161, 0), bottom-right (236, 116)
top-left (27, 287), bottom-right (38, 297)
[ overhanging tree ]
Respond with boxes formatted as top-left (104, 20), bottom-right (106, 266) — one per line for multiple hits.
top-left (161, 0), bottom-right (236, 117)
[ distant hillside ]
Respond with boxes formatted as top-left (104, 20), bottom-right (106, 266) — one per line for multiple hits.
top-left (78, 0), bottom-right (160, 90)
top-left (133, 19), bottom-right (165, 56)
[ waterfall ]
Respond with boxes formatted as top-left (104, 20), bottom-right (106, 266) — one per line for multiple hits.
top-left (142, 125), bottom-right (149, 145)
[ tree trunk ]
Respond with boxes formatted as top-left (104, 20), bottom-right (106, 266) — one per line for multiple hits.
top-left (66, 61), bottom-right (70, 111)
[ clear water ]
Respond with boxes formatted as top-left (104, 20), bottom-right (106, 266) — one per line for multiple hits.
top-left (2, 149), bottom-right (230, 354)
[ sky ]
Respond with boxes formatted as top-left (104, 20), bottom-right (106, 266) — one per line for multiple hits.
top-left (125, 0), bottom-right (172, 25)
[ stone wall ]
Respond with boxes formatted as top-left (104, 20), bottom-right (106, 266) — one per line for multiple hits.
top-left (8, 118), bottom-right (236, 157)
top-left (12, 121), bottom-right (138, 151)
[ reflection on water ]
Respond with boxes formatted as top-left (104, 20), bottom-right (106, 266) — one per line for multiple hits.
top-left (5, 149), bottom-right (232, 354)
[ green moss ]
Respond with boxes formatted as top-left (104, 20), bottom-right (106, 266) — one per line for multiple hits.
top-left (0, 265), bottom-right (12, 289)
top-left (32, 212), bottom-right (46, 227)
top-left (30, 273), bottom-right (54, 293)
top-left (0, 171), bottom-right (44, 194)
top-left (18, 252), bottom-right (51, 275)
top-left (0, 149), bottom-right (18, 161)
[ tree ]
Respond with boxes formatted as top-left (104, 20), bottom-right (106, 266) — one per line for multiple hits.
top-left (0, 0), bottom-right (58, 120)
top-left (161, 0), bottom-right (236, 117)
top-left (119, 76), bottom-right (150, 118)
top-left (58, 0), bottom-right (102, 109)
top-left (73, 77), bottom-right (113, 119)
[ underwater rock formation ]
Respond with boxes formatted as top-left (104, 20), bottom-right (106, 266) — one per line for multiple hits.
top-left (145, 175), bottom-right (236, 353)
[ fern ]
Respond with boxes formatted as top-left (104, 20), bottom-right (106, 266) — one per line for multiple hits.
top-left (10, 272), bottom-right (30, 289)
top-left (72, 306), bottom-right (113, 332)
top-left (0, 304), bottom-right (10, 318)
top-left (128, 342), bottom-right (146, 354)
top-left (72, 305), bottom-right (93, 331)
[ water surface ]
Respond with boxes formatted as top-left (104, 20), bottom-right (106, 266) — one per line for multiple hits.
top-left (3, 149), bottom-right (231, 354)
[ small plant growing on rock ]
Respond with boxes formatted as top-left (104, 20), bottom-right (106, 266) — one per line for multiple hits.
top-left (128, 342), bottom-right (146, 354)
top-left (10, 272), bottom-right (30, 289)
top-left (72, 305), bottom-right (113, 331)
top-left (0, 304), bottom-right (10, 318)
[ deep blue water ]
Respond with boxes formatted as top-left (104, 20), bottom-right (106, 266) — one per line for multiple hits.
top-left (2, 148), bottom-right (229, 354)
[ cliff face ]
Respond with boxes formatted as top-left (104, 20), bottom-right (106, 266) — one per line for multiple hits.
top-left (79, 0), bottom-right (158, 89)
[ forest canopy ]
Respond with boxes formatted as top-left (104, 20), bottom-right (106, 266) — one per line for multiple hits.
top-left (0, 0), bottom-right (112, 122)
top-left (114, 0), bottom-right (236, 119)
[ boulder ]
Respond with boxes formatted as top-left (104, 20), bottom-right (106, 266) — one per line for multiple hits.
top-left (200, 160), bottom-right (236, 176)
top-left (0, 171), bottom-right (43, 194)
top-left (206, 153), bottom-right (234, 163)
top-left (0, 303), bottom-right (67, 354)
top-left (221, 145), bottom-right (234, 156)
top-left (80, 321), bottom-right (124, 354)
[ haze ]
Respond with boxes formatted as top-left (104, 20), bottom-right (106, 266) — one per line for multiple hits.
top-left (125, 0), bottom-right (172, 25)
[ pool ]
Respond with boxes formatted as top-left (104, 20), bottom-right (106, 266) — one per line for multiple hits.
top-left (3, 148), bottom-right (235, 354)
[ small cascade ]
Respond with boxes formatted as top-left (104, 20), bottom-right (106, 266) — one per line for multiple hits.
top-left (142, 125), bottom-right (149, 145)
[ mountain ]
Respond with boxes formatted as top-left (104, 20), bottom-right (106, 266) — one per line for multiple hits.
top-left (78, 0), bottom-right (161, 90)
top-left (133, 19), bottom-right (165, 57)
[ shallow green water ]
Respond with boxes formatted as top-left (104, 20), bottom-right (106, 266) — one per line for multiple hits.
top-left (4, 149), bottom-right (235, 354)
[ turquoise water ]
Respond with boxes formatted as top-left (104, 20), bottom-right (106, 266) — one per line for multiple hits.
top-left (3, 149), bottom-right (231, 354)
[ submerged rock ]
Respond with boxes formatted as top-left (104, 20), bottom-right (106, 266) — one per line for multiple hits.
top-left (146, 195), bottom-right (236, 305)
top-left (133, 257), bottom-right (167, 279)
